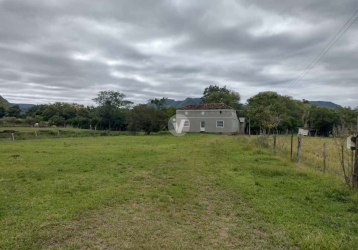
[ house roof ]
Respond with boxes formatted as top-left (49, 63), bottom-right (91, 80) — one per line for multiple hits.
top-left (178, 103), bottom-right (234, 110)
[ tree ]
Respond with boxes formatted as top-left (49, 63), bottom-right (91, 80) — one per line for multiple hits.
top-left (201, 85), bottom-right (241, 110)
top-left (126, 105), bottom-right (167, 134)
top-left (7, 105), bottom-right (22, 118)
top-left (335, 106), bottom-right (357, 133)
top-left (92, 91), bottom-right (133, 130)
top-left (93, 90), bottom-right (133, 109)
top-left (61, 103), bottom-right (77, 120)
top-left (0, 106), bottom-right (6, 118)
top-left (42, 105), bottom-right (59, 121)
top-left (25, 104), bottom-right (47, 117)
top-left (24, 116), bottom-right (36, 126)
top-left (247, 92), bottom-right (304, 134)
top-left (164, 106), bottom-right (176, 119)
top-left (308, 106), bottom-right (340, 136)
top-left (49, 115), bottom-right (65, 127)
top-left (148, 97), bottom-right (168, 109)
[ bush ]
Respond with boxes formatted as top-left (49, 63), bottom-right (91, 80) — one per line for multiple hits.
top-left (255, 135), bottom-right (270, 148)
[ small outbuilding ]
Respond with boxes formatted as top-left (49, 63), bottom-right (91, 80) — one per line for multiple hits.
top-left (176, 103), bottom-right (245, 134)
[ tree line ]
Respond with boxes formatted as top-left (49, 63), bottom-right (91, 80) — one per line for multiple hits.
top-left (0, 86), bottom-right (357, 136)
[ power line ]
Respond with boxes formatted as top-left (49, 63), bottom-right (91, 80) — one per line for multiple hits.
top-left (283, 9), bottom-right (358, 95)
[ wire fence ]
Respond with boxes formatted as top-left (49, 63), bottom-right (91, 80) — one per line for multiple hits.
top-left (249, 134), bottom-right (355, 178)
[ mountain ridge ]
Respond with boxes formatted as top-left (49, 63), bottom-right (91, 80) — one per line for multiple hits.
top-left (1, 95), bottom-right (344, 111)
top-left (153, 98), bottom-right (343, 109)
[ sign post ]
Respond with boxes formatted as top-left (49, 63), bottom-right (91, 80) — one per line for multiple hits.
top-left (348, 135), bottom-right (358, 188)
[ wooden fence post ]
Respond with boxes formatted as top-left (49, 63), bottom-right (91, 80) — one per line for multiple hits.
top-left (35, 131), bottom-right (38, 138)
top-left (11, 133), bottom-right (14, 141)
top-left (297, 134), bottom-right (302, 163)
top-left (353, 135), bottom-right (358, 188)
top-left (323, 142), bottom-right (326, 174)
top-left (290, 134), bottom-right (294, 160)
top-left (58, 130), bottom-right (60, 138)
top-left (273, 134), bottom-right (277, 151)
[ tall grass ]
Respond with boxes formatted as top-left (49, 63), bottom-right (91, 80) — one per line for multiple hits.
top-left (250, 134), bottom-right (352, 177)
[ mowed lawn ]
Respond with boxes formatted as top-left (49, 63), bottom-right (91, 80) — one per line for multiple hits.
top-left (0, 134), bottom-right (357, 249)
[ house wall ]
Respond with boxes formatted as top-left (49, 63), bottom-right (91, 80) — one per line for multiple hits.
top-left (176, 109), bottom-right (240, 134)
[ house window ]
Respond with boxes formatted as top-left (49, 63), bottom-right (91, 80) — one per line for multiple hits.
top-left (184, 120), bottom-right (190, 127)
top-left (216, 120), bottom-right (224, 128)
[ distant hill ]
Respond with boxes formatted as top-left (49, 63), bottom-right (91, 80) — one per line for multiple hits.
top-left (308, 101), bottom-right (342, 108)
top-left (0, 95), bottom-right (10, 109)
top-left (149, 98), bottom-right (342, 109)
top-left (148, 97), bottom-right (202, 108)
top-left (0, 95), bottom-right (34, 112)
top-left (13, 103), bottom-right (34, 112)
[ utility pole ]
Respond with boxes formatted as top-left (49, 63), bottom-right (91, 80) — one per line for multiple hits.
top-left (354, 134), bottom-right (358, 188)
top-left (354, 110), bottom-right (358, 188)
top-left (356, 110), bottom-right (358, 133)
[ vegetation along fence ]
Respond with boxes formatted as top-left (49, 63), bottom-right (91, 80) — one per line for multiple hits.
top-left (249, 134), bottom-right (357, 188)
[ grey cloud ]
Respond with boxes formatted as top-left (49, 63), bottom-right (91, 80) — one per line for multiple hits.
top-left (0, 0), bottom-right (357, 107)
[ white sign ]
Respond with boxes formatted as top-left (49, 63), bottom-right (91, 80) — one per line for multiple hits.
top-left (347, 136), bottom-right (356, 150)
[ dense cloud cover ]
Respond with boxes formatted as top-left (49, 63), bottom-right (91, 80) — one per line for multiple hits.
top-left (0, 0), bottom-right (357, 107)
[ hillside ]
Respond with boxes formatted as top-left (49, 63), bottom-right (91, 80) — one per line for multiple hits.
top-left (148, 97), bottom-right (201, 108)
top-left (150, 97), bottom-right (343, 109)
top-left (0, 95), bottom-right (34, 112)
top-left (309, 101), bottom-right (342, 108)
top-left (0, 95), bottom-right (10, 108)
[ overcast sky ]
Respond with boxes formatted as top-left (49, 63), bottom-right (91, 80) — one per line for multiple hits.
top-left (0, 0), bottom-right (357, 107)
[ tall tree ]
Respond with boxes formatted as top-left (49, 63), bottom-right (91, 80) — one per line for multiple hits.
top-left (93, 91), bottom-right (133, 109)
top-left (148, 97), bottom-right (168, 109)
top-left (92, 91), bottom-right (133, 130)
top-left (0, 106), bottom-right (6, 118)
top-left (7, 105), bottom-right (22, 118)
top-left (201, 85), bottom-right (241, 110)
top-left (126, 105), bottom-right (167, 134)
top-left (247, 92), bottom-right (304, 133)
top-left (308, 106), bottom-right (340, 136)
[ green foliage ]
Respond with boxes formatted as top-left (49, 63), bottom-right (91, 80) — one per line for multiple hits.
top-left (334, 106), bottom-right (358, 132)
top-left (49, 115), bottom-right (66, 127)
top-left (247, 92), bottom-right (305, 133)
top-left (0, 95), bottom-right (9, 109)
top-left (308, 106), bottom-right (340, 136)
top-left (92, 90), bottom-right (133, 108)
top-left (126, 104), bottom-right (167, 134)
top-left (24, 116), bottom-right (36, 126)
top-left (92, 91), bottom-right (132, 130)
top-left (164, 105), bottom-right (176, 119)
top-left (201, 85), bottom-right (241, 109)
top-left (42, 105), bottom-right (59, 121)
top-left (7, 104), bottom-right (22, 118)
top-left (25, 104), bottom-right (47, 118)
top-left (148, 97), bottom-right (168, 109)
top-left (0, 106), bottom-right (6, 118)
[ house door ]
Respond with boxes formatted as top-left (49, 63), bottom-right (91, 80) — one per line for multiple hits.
top-left (200, 121), bottom-right (205, 132)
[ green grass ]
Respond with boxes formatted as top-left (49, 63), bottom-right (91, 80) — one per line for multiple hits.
top-left (0, 134), bottom-right (357, 249)
top-left (0, 126), bottom-right (127, 141)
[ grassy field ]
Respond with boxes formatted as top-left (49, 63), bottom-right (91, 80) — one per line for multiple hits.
top-left (0, 126), bottom-right (119, 141)
top-left (1, 134), bottom-right (358, 249)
